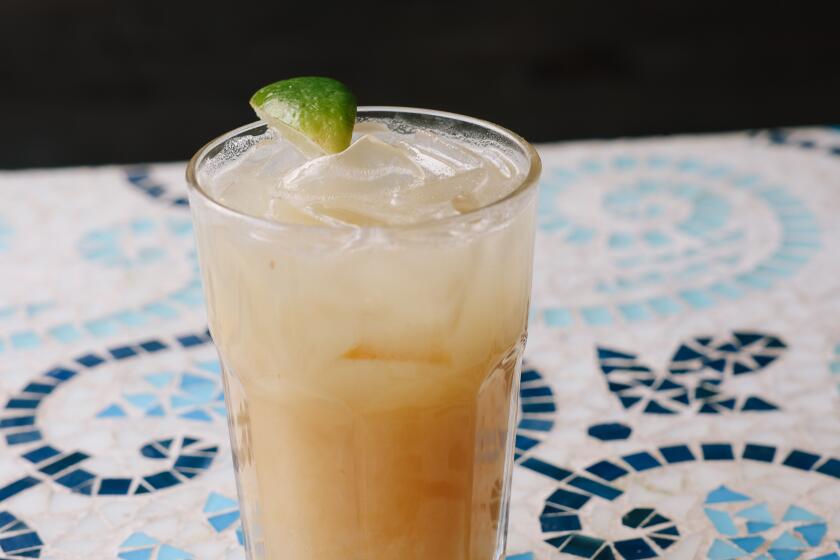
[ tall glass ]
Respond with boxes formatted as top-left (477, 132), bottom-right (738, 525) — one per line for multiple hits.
top-left (186, 108), bottom-right (541, 559)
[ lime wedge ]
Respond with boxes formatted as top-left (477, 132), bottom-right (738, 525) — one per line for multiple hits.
top-left (250, 77), bottom-right (357, 155)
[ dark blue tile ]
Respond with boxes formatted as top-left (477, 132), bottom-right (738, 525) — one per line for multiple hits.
top-left (39, 452), bottom-right (89, 475)
top-left (173, 455), bottom-right (214, 470)
top-left (815, 458), bottom-right (840, 479)
top-left (76, 354), bottom-right (106, 368)
top-left (515, 434), bottom-right (540, 452)
top-left (545, 535), bottom-right (572, 550)
top-left (22, 383), bottom-right (54, 395)
top-left (109, 346), bottom-right (138, 360)
top-left (614, 538), bottom-right (657, 559)
top-left (567, 476), bottom-right (623, 500)
top-left (652, 525), bottom-right (679, 537)
top-left (144, 471), bottom-right (181, 490)
top-left (6, 430), bottom-right (41, 445)
top-left (55, 469), bottom-right (96, 490)
top-left (0, 510), bottom-right (17, 526)
top-left (622, 508), bottom-right (654, 529)
top-left (522, 402), bottom-right (556, 413)
top-left (181, 437), bottom-right (198, 447)
top-left (650, 536), bottom-right (676, 550)
top-left (126, 170), bottom-right (148, 183)
top-left (743, 443), bottom-right (776, 462)
top-left (5, 399), bottom-right (41, 410)
top-left (643, 513), bottom-right (670, 527)
top-left (702, 443), bottom-right (734, 461)
top-left (172, 197), bottom-right (189, 207)
top-left (177, 334), bottom-right (204, 347)
top-left (586, 460), bottom-right (629, 482)
top-left (0, 416), bottom-right (35, 429)
top-left (595, 547), bottom-right (616, 560)
top-left (546, 488), bottom-right (591, 510)
top-left (659, 445), bottom-right (695, 463)
top-left (518, 418), bottom-right (554, 432)
top-left (704, 358), bottom-right (726, 373)
top-left (619, 396), bottom-right (642, 409)
top-left (783, 450), bottom-right (820, 471)
top-left (622, 452), bottom-right (661, 471)
top-left (598, 348), bottom-right (636, 360)
top-left (97, 478), bottom-right (132, 495)
top-left (520, 369), bottom-right (541, 383)
top-left (608, 382), bottom-right (633, 393)
top-left (671, 344), bottom-right (704, 361)
top-left (45, 367), bottom-right (77, 381)
top-left (521, 458), bottom-right (572, 482)
top-left (140, 442), bottom-right (169, 459)
top-left (741, 397), bottom-right (778, 411)
top-left (563, 534), bottom-right (606, 557)
top-left (0, 530), bottom-right (42, 552)
top-left (22, 445), bottom-right (60, 463)
top-left (643, 401), bottom-right (676, 414)
top-left (175, 468), bottom-right (199, 479)
top-left (521, 387), bottom-right (553, 398)
top-left (139, 340), bottom-right (168, 352)
top-left (0, 476), bottom-right (40, 501)
top-left (588, 423), bottom-right (632, 441)
top-left (541, 513), bottom-right (582, 532)
top-left (733, 332), bottom-right (763, 347)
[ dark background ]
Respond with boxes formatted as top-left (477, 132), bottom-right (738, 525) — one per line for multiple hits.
top-left (2, 0), bottom-right (839, 169)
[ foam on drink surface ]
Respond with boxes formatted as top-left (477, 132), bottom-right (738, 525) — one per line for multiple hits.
top-left (203, 120), bottom-right (523, 226)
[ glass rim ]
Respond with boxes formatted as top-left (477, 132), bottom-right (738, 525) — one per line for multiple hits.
top-left (185, 106), bottom-right (542, 232)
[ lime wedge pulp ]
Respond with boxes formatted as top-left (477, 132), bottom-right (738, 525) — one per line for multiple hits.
top-left (250, 77), bottom-right (357, 155)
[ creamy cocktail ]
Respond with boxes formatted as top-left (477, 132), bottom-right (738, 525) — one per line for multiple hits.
top-left (187, 79), bottom-right (540, 560)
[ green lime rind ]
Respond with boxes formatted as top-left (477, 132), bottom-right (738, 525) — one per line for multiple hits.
top-left (250, 77), bottom-right (357, 154)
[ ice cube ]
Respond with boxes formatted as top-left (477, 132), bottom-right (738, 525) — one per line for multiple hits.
top-left (397, 130), bottom-right (484, 178)
top-left (279, 134), bottom-right (425, 198)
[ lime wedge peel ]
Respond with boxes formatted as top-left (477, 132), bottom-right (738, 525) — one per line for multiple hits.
top-left (250, 77), bottom-right (357, 156)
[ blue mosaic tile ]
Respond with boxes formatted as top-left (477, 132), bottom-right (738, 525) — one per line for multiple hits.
top-left (54, 469), bottom-right (95, 490)
top-left (76, 353), bottom-right (106, 367)
top-left (0, 477), bottom-right (40, 502)
top-left (586, 460), bottom-right (629, 482)
top-left (176, 334), bottom-right (204, 348)
top-left (588, 422), bottom-right (632, 441)
top-left (567, 476), bottom-right (623, 500)
top-left (39, 452), bottom-right (89, 475)
top-left (143, 471), bottom-right (181, 490)
top-left (782, 450), bottom-right (821, 471)
top-left (139, 339), bottom-right (168, 353)
top-left (621, 508), bottom-right (654, 529)
top-left (659, 444), bottom-right (696, 463)
top-left (520, 458), bottom-right (573, 482)
top-left (109, 345), bottom-right (139, 360)
top-left (5, 430), bottom-right (42, 445)
top-left (815, 458), bottom-right (840, 479)
top-left (743, 443), bottom-right (777, 462)
top-left (21, 446), bottom-right (60, 464)
top-left (546, 488), bottom-right (591, 510)
top-left (559, 534), bottom-right (607, 557)
top-left (541, 513), bottom-right (582, 533)
top-left (614, 537), bottom-right (657, 559)
top-left (622, 452), bottom-right (661, 471)
top-left (98, 478), bottom-right (132, 495)
top-left (702, 443), bottom-right (735, 461)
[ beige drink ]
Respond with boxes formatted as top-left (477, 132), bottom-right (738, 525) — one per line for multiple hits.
top-left (187, 108), bottom-right (540, 559)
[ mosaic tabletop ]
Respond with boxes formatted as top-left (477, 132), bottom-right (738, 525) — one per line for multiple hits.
top-left (1, 127), bottom-right (839, 560)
